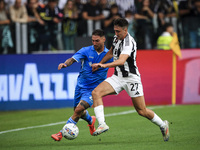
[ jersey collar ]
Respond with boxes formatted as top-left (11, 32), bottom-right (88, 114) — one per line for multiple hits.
top-left (92, 45), bottom-right (107, 53)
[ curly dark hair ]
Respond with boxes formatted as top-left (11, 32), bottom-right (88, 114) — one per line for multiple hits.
top-left (92, 29), bottom-right (105, 37)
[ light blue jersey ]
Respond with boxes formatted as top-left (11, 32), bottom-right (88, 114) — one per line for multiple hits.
top-left (73, 45), bottom-right (112, 89)
top-left (72, 45), bottom-right (112, 107)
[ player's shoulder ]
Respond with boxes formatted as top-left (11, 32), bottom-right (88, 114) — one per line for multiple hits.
top-left (124, 33), bottom-right (136, 46)
top-left (85, 45), bottom-right (93, 49)
top-left (104, 46), bottom-right (109, 52)
top-left (124, 33), bottom-right (135, 42)
top-left (78, 45), bottom-right (93, 52)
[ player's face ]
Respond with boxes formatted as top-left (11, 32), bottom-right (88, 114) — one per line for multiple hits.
top-left (114, 25), bottom-right (128, 40)
top-left (92, 35), bottom-right (105, 52)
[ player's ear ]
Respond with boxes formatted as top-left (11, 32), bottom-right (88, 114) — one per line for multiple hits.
top-left (124, 27), bottom-right (128, 33)
top-left (102, 36), bottom-right (106, 42)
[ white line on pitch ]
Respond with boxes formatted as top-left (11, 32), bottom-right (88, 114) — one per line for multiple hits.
top-left (0, 105), bottom-right (167, 135)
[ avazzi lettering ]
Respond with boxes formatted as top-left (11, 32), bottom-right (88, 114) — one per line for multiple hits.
top-left (0, 63), bottom-right (78, 101)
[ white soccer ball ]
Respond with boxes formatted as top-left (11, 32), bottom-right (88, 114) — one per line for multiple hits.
top-left (62, 123), bottom-right (79, 140)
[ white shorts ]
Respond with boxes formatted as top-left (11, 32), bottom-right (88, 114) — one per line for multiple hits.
top-left (105, 74), bottom-right (144, 98)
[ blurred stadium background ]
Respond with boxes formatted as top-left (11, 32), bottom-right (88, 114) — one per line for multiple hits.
top-left (0, 0), bottom-right (199, 120)
top-left (0, 0), bottom-right (200, 149)
top-left (1, 50), bottom-right (200, 111)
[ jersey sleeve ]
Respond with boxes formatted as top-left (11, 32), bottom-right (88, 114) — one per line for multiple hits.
top-left (121, 39), bottom-right (134, 56)
top-left (72, 47), bottom-right (86, 62)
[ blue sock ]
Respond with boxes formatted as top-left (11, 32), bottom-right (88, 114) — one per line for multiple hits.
top-left (66, 117), bottom-right (77, 125)
top-left (60, 117), bottom-right (77, 133)
top-left (81, 110), bottom-right (92, 125)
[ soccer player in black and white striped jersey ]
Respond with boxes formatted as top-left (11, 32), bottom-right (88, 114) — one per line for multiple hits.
top-left (91, 18), bottom-right (170, 141)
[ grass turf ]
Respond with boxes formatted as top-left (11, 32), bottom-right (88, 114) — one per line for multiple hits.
top-left (0, 105), bottom-right (200, 150)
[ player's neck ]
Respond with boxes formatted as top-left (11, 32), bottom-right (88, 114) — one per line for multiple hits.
top-left (96, 48), bottom-right (104, 55)
top-left (96, 49), bottom-right (103, 54)
top-left (96, 45), bottom-right (104, 53)
top-left (123, 33), bottom-right (128, 40)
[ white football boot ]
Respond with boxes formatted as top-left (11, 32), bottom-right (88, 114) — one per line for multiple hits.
top-left (160, 120), bottom-right (170, 141)
top-left (92, 123), bottom-right (109, 136)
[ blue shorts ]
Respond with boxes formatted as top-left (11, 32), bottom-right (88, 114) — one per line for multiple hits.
top-left (74, 85), bottom-right (94, 107)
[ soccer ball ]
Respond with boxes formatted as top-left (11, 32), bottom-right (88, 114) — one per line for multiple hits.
top-left (62, 123), bottom-right (79, 140)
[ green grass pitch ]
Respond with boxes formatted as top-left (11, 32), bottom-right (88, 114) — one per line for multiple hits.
top-left (0, 105), bottom-right (200, 150)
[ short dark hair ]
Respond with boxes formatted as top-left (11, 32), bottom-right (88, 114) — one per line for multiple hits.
top-left (0, 0), bottom-right (5, 5)
top-left (125, 10), bottom-right (133, 16)
top-left (113, 18), bottom-right (128, 28)
top-left (92, 29), bottom-right (105, 37)
top-left (163, 23), bottom-right (173, 31)
top-left (48, 0), bottom-right (57, 3)
top-left (110, 4), bottom-right (118, 9)
top-left (27, 0), bottom-right (38, 4)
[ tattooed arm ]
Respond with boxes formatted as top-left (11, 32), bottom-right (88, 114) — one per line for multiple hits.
top-left (58, 58), bottom-right (77, 70)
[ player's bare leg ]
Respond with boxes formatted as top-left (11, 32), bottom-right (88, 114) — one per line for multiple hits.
top-left (71, 100), bottom-right (90, 122)
top-left (92, 81), bottom-right (116, 136)
top-left (131, 96), bottom-right (170, 141)
top-left (51, 100), bottom-right (95, 140)
top-left (131, 96), bottom-right (154, 119)
top-left (71, 101), bottom-right (96, 135)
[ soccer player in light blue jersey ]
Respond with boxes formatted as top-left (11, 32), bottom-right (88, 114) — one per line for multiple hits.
top-left (51, 29), bottom-right (113, 141)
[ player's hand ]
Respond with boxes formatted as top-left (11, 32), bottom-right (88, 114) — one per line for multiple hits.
top-left (58, 63), bottom-right (67, 70)
top-left (92, 63), bottom-right (100, 72)
top-left (92, 63), bottom-right (106, 72)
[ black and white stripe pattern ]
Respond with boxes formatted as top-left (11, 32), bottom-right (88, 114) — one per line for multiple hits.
top-left (112, 33), bottom-right (140, 77)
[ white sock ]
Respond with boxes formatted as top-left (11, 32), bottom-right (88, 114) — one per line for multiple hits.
top-left (151, 113), bottom-right (166, 128)
top-left (94, 105), bottom-right (105, 125)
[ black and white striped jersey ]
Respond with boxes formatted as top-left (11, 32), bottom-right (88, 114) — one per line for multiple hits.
top-left (112, 33), bottom-right (140, 77)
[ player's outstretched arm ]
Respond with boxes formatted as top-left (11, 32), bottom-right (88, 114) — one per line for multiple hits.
top-left (102, 54), bottom-right (129, 68)
top-left (58, 58), bottom-right (76, 70)
top-left (58, 63), bottom-right (67, 70)
top-left (92, 63), bottom-right (105, 72)
top-left (92, 47), bottom-right (113, 72)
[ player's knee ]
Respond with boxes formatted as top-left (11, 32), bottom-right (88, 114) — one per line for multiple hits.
top-left (92, 89), bottom-right (99, 99)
